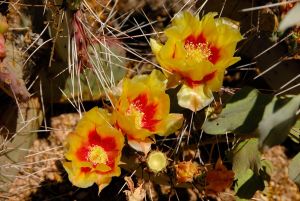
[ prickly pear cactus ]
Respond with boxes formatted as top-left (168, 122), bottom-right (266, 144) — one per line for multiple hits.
top-left (0, 0), bottom-right (43, 191)
top-left (45, 0), bottom-right (127, 103)
top-left (0, 10), bottom-right (30, 101)
top-left (0, 97), bottom-right (43, 191)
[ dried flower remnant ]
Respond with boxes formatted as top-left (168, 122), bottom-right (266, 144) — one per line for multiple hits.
top-left (175, 161), bottom-right (201, 183)
top-left (205, 158), bottom-right (235, 195)
top-left (124, 176), bottom-right (146, 201)
top-left (151, 11), bottom-right (242, 111)
top-left (113, 70), bottom-right (183, 151)
top-left (63, 107), bottom-right (124, 192)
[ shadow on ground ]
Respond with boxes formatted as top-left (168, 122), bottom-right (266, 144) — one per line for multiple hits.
top-left (29, 162), bottom-right (126, 201)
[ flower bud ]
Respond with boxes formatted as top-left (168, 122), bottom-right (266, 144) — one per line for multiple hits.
top-left (146, 151), bottom-right (168, 173)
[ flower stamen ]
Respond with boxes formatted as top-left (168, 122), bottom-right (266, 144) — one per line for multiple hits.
top-left (127, 104), bottom-right (144, 129)
top-left (184, 42), bottom-right (212, 62)
top-left (88, 145), bottom-right (108, 165)
top-left (125, 94), bottom-right (159, 131)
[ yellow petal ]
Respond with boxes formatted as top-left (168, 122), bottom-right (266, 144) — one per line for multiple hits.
top-left (95, 163), bottom-right (112, 173)
top-left (96, 176), bottom-right (112, 194)
top-left (150, 38), bottom-right (162, 55)
top-left (148, 69), bottom-right (168, 90)
top-left (128, 137), bottom-right (154, 155)
top-left (113, 110), bottom-right (151, 140)
top-left (157, 113), bottom-right (184, 136)
top-left (64, 132), bottom-right (84, 161)
top-left (199, 12), bottom-right (218, 40)
top-left (165, 11), bottom-right (199, 40)
top-left (63, 162), bottom-right (97, 188)
top-left (177, 84), bottom-right (214, 112)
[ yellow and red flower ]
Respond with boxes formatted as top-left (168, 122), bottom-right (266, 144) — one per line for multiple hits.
top-left (150, 11), bottom-right (242, 111)
top-left (113, 70), bottom-right (183, 150)
top-left (63, 107), bottom-right (124, 192)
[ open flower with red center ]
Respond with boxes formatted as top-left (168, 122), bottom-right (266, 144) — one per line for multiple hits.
top-left (63, 107), bottom-right (124, 192)
top-left (150, 11), bottom-right (242, 111)
top-left (113, 70), bottom-right (183, 153)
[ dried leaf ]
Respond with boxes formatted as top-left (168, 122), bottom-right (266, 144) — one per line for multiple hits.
top-left (128, 138), bottom-right (153, 155)
top-left (124, 181), bottom-right (146, 201)
top-left (124, 176), bottom-right (135, 193)
top-left (205, 158), bottom-right (235, 195)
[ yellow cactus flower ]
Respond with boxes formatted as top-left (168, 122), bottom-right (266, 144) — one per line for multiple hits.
top-left (150, 11), bottom-right (242, 111)
top-left (63, 107), bottom-right (124, 192)
top-left (113, 70), bottom-right (183, 142)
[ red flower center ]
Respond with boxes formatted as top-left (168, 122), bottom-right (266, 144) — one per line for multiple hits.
top-left (81, 167), bottom-right (92, 173)
top-left (184, 71), bottom-right (216, 87)
top-left (128, 94), bottom-right (160, 131)
top-left (184, 34), bottom-right (220, 64)
top-left (87, 145), bottom-right (108, 165)
top-left (76, 129), bottom-right (118, 169)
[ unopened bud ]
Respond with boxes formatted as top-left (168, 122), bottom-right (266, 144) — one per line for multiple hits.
top-left (146, 151), bottom-right (168, 173)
